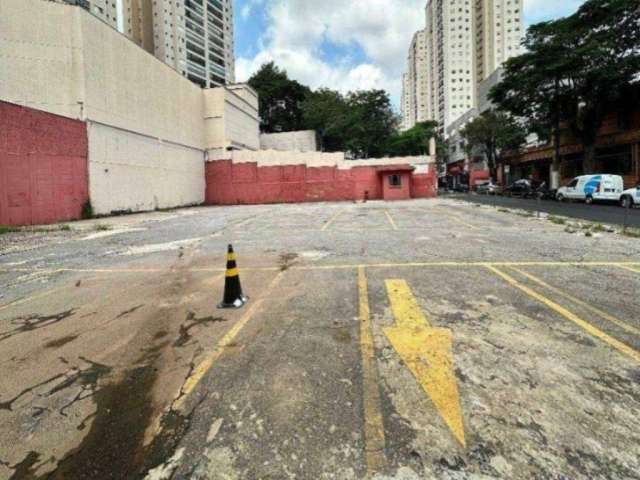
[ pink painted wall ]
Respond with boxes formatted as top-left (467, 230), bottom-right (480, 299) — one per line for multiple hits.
top-left (381, 172), bottom-right (412, 201)
top-left (0, 101), bottom-right (89, 226)
top-left (205, 160), bottom-right (437, 206)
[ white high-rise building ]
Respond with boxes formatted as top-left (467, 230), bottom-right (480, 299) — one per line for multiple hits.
top-left (400, 30), bottom-right (431, 131)
top-left (418, 0), bottom-right (522, 135)
top-left (401, 73), bottom-right (413, 131)
top-left (54, 0), bottom-right (118, 29)
top-left (475, 0), bottom-right (523, 83)
top-left (122, 0), bottom-right (236, 88)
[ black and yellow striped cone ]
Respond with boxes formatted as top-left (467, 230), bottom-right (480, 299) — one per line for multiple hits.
top-left (218, 244), bottom-right (248, 309)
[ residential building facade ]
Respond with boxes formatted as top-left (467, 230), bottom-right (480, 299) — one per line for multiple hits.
top-left (54, 0), bottom-right (118, 29)
top-left (475, 0), bottom-right (523, 84)
top-left (122, 0), bottom-right (236, 88)
top-left (417, 0), bottom-right (522, 134)
top-left (401, 31), bottom-right (431, 131)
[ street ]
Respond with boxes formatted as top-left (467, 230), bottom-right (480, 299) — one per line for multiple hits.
top-left (450, 193), bottom-right (640, 228)
top-left (1, 199), bottom-right (640, 479)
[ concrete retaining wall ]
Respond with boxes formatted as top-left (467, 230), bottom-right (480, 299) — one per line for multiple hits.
top-left (87, 123), bottom-right (204, 215)
top-left (260, 131), bottom-right (318, 152)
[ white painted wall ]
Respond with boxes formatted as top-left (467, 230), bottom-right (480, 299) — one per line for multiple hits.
top-left (88, 122), bottom-right (204, 215)
top-left (260, 131), bottom-right (318, 153)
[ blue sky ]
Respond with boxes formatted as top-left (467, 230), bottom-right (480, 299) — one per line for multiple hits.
top-left (233, 0), bottom-right (587, 107)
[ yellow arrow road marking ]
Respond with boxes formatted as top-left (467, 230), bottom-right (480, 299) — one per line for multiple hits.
top-left (383, 280), bottom-right (465, 447)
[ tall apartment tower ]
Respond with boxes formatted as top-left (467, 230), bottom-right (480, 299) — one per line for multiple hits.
top-left (401, 74), bottom-right (413, 131)
top-left (425, 0), bottom-right (476, 134)
top-left (400, 30), bottom-right (430, 131)
top-left (422, 0), bottom-right (522, 134)
top-left (54, 0), bottom-right (118, 29)
top-left (122, 0), bottom-right (235, 88)
top-left (475, 0), bottom-right (523, 82)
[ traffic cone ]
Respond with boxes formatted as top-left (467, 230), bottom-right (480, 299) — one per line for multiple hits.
top-left (218, 244), bottom-right (248, 309)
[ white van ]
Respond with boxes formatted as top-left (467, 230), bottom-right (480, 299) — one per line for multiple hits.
top-left (556, 174), bottom-right (624, 204)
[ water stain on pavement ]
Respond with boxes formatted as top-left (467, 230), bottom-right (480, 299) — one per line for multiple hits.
top-left (0, 309), bottom-right (77, 341)
top-left (43, 335), bottom-right (78, 349)
top-left (173, 311), bottom-right (227, 348)
top-left (115, 304), bottom-right (145, 320)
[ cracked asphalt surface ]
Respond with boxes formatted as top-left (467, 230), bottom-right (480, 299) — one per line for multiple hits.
top-left (1, 198), bottom-right (639, 479)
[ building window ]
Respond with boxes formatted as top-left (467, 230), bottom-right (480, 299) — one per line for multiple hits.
top-left (389, 174), bottom-right (402, 188)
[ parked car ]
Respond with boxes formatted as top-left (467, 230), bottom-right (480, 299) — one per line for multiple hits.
top-left (530, 181), bottom-right (556, 200)
top-left (503, 179), bottom-right (533, 197)
top-left (452, 184), bottom-right (470, 193)
top-left (620, 184), bottom-right (640, 208)
top-left (556, 174), bottom-right (624, 204)
top-left (476, 181), bottom-right (502, 195)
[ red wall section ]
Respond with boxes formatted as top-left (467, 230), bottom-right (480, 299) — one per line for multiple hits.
top-left (381, 172), bottom-right (412, 200)
top-left (0, 101), bottom-right (88, 226)
top-left (205, 160), bottom-right (437, 206)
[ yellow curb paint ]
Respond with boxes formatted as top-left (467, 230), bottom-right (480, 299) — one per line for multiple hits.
top-left (172, 270), bottom-right (286, 411)
top-left (510, 267), bottom-right (640, 338)
top-left (486, 266), bottom-right (640, 363)
top-left (321, 209), bottom-right (346, 231)
top-left (358, 266), bottom-right (387, 475)
top-left (383, 280), bottom-right (466, 447)
top-left (384, 210), bottom-right (398, 230)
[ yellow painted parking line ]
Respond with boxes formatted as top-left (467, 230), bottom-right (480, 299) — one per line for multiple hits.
top-left (1, 261), bottom-right (640, 275)
top-left (618, 265), bottom-right (640, 274)
top-left (357, 266), bottom-right (387, 475)
top-left (425, 207), bottom-right (478, 229)
top-left (384, 280), bottom-right (465, 447)
top-left (486, 266), bottom-right (640, 363)
top-left (384, 210), bottom-right (398, 230)
top-left (321, 209), bottom-right (346, 231)
top-left (172, 270), bottom-right (286, 411)
top-left (510, 267), bottom-right (640, 338)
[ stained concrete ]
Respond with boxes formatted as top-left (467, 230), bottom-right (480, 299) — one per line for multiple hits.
top-left (0, 198), bottom-right (639, 479)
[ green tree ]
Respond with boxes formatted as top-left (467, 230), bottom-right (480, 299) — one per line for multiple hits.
top-left (490, 19), bottom-right (571, 187)
top-left (558, 0), bottom-right (640, 172)
top-left (301, 89), bottom-right (349, 152)
top-left (343, 90), bottom-right (396, 158)
top-left (491, 0), bottom-right (640, 176)
top-left (248, 62), bottom-right (311, 133)
top-left (460, 110), bottom-right (527, 181)
top-left (387, 121), bottom-right (439, 157)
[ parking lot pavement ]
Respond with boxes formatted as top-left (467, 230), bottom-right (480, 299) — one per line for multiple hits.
top-left (1, 199), bottom-right (640, 479)
top-left (449, 193), bottom-right (640, 228)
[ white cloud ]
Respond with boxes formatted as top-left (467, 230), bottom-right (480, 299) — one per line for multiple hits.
top-left (236, 0), bottom-right (585, 109)
top-left (236, 0), bottom-right (425, 107)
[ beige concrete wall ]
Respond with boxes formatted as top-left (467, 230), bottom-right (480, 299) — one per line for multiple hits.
top-left (230, 150), bottom-right (434, 171)
top-left (88, 122), bottom-right (205, 215)
top-left (204, 85), bottom-right (260, 157)
top-left (0, 0), bottom-right (84, 119)
top-left (260, 131), bottom-right (318, 152)
top-left (78, 12), bottom-right (205, 150)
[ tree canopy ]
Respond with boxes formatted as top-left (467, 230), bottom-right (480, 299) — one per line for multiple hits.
top-left (460, 110), bottom-right (527, 180)
top-left (248, 62), bottom-right (310, 134)
top-left (490, 0), bottom-right (640, 172)
top-left (249, 63), bottom-right (438, 159)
